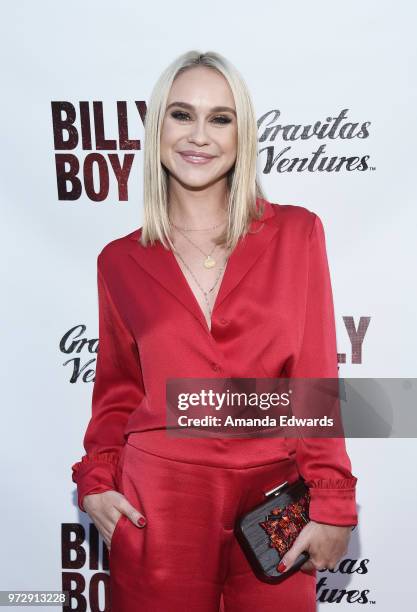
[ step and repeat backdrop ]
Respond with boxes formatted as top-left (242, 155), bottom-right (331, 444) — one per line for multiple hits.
top-left (2, 0), bottom-right (416, 610)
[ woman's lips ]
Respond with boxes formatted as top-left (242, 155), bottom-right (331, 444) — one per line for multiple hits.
top-left (178, 152), bottom-right (215, 165)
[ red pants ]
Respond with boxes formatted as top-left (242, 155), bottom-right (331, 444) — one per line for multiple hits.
top-left (109, 441), bottom-right (317, 611)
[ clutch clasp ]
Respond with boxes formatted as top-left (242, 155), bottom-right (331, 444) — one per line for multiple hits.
top-left (264, 481), bottom-right (288, 498)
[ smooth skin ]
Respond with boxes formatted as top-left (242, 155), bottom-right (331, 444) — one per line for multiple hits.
top-left (84, 490), bottom-right (146, 550)
top-left (280, 521), bottom-right (352, 573)
top-left (84, 65), bottom-right (354, 564)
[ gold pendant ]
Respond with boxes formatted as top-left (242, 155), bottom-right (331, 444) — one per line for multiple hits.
top-left (204, 255), bottom-right (216, 269)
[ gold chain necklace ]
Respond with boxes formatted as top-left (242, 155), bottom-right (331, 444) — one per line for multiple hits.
top-left (169, 218), bottom-right (226, 231)
top-left (173, 247), bottom-right (229, 320)
top-left (169, 219), bottom-right (227, 269)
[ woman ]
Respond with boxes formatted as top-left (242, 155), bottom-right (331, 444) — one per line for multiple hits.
top-left (72, 50), bottom-right (358, 611)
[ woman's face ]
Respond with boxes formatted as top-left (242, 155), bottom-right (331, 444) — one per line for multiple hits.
top-left (160, 66), bottom-right (238, 191)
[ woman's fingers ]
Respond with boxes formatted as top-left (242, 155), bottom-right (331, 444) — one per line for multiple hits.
top-left (300, 559), bottom-right (316, 573)
top-left (84, 490), bottom-right (147, 550)
top-left (277, 525), bottom-right (310, 573)
top-left (278, 521), bottom-right (352, 574)
top-left (118, 496), bottom-right (147, 528)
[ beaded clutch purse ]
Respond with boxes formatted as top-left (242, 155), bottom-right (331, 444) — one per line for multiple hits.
top-left (234, 478), bottom-right (311, 583)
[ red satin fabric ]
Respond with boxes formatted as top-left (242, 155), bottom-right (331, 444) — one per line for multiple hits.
top-left (109, 441), bottom-right (316, 612)
top-left (72, 198), bottom-right (358, 525)
top-left (71, 198), bottom-right (359, 607)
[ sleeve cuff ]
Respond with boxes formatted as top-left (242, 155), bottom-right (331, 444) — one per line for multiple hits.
top-left (306, 477), bottom-right (358, 526)
top-left (72, 456), bottom-right (119, 512)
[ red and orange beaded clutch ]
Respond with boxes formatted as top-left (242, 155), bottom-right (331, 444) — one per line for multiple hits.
top-left (234, 478), bottom-right (311, 583)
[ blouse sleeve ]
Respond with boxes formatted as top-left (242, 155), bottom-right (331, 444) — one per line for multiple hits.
top-left (285, 213), bottom-right (358, 527)
top-left (71, 253), bottom-right (145, 512)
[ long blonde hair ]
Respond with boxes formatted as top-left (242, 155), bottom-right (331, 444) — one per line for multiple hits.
top-left (139, 50), bottom-right (267, 251)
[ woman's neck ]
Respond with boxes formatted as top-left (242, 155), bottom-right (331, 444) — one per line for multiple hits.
top-left (167, 189), bottom-right (229, 229)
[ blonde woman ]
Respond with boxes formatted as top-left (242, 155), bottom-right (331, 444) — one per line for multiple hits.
top-left (72, 50), bottom-right (358, 611)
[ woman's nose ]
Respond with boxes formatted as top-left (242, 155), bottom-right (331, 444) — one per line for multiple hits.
top-left (188, 119), bottom-right (210, 144)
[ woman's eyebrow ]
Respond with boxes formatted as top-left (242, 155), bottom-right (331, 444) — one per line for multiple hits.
top-left (166, 101), bottom-right (236, 116)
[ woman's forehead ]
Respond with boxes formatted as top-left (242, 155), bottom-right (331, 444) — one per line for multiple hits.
top-left (169, 67), bottom-right (235, 107)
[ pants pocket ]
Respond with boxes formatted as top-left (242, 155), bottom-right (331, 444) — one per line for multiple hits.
top-left (109, 446), bottom-right (146, 572)
top-left (109, 513), bottom-right (128, 563)
top-left (109, 445), bottom-right (129, 566)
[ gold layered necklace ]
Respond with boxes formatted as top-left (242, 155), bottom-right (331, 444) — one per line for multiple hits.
top-left (168, 216), bottom-right (230, 320)
top-left (169, 217), bottom-right (226, 269)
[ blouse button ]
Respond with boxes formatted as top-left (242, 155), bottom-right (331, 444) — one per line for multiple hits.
top-left (219, 318), bottom-right (229, 325)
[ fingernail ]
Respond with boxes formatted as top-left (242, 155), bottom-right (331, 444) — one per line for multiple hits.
top-left (137, 517), bottom-right (147, 527)
top-left (278, 561), bottom-right (287, 573)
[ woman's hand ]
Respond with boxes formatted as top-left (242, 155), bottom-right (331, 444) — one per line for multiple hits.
top-left (278, 520), bottom-right (353, 574)
top-left (83, 490), bottom-right (147, 550)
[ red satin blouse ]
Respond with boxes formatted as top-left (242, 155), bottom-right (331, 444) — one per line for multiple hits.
top-left (71, 198), bottom-right (358, 526)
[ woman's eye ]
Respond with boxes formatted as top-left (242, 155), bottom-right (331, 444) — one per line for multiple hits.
top-left (170, 111), bottom-right (232, 125)
top-left (171, 111), bottom-right (190, 121)
top-left (212, 115), bottom-right (232, 125)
